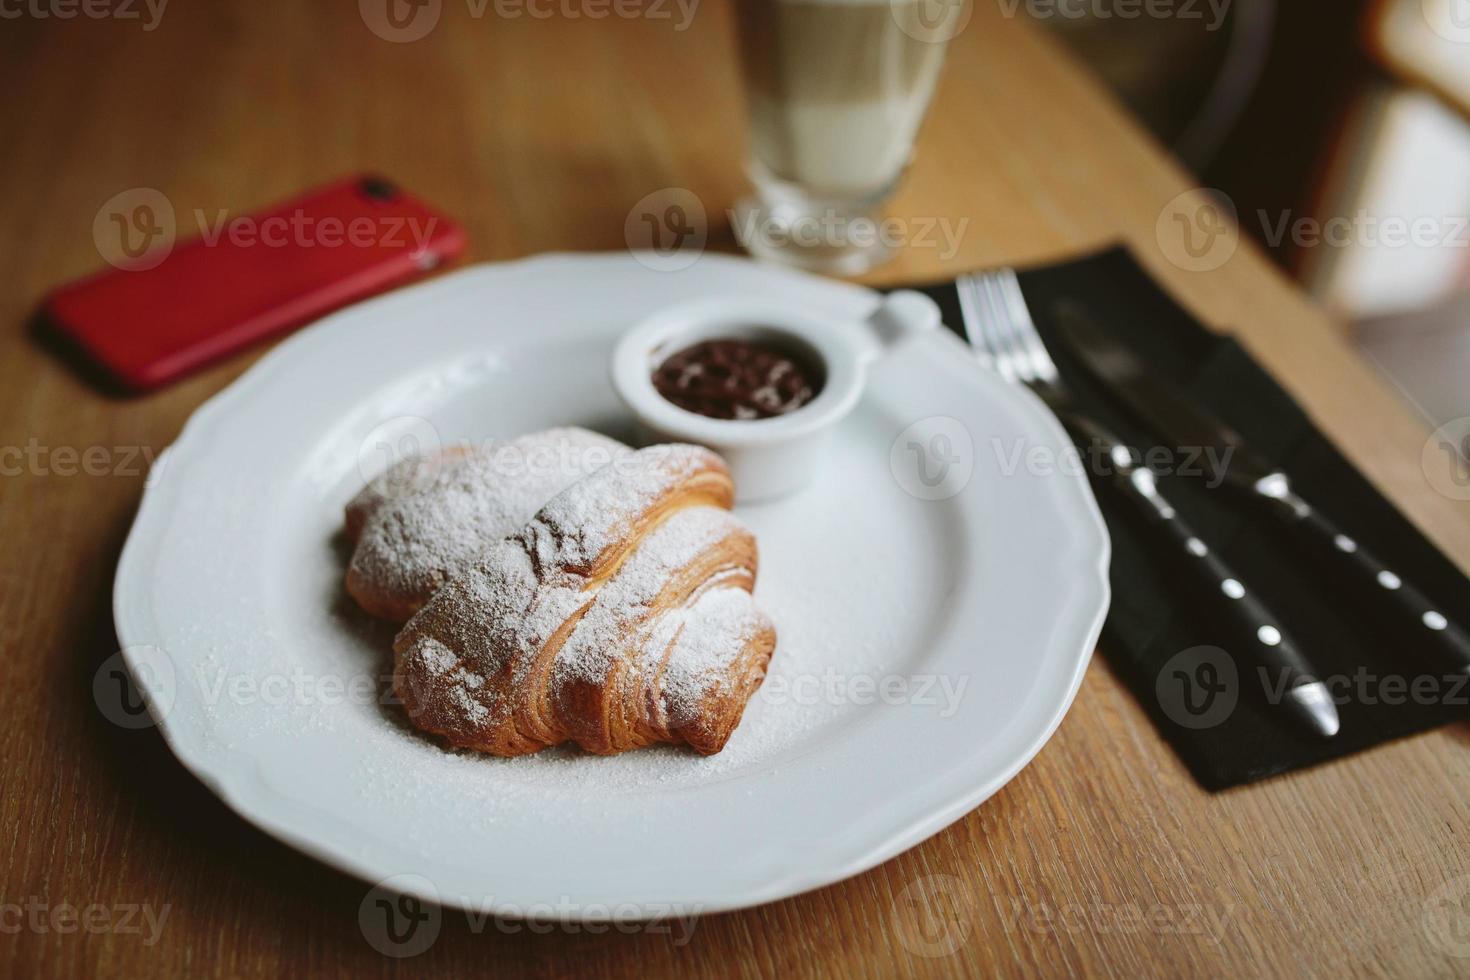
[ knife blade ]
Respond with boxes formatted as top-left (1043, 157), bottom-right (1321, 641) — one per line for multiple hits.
top-left (1050, 301), bottom-right (1276, 489)
top-left (1051, 300), bottom-right (1470, 676)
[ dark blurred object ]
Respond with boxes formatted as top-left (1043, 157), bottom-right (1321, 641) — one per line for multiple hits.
top-left (1033, 0), bottom-right (1377, 264)
top-left (1035, 0), bottom-right (1470, 426)
top-left (1199, 0), bottom-right (1378, 264)
top-left (1039, 0), bottom-right (1279, 171)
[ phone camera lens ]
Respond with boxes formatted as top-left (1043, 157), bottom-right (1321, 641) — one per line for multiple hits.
top-left (360, 177), bottom-right (398, 202)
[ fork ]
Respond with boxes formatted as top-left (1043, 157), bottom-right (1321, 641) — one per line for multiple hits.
top-left (956, 268), bottom-right (1340, 739)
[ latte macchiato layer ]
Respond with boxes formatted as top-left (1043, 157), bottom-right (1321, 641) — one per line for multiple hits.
top-left (735, 0), bottom-right (952, 198)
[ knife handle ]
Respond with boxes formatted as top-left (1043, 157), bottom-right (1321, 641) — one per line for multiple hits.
top-left (1115, 469), bottom-right (1324, 693)
top-left (1253, 478), bottom-right (1470, 673)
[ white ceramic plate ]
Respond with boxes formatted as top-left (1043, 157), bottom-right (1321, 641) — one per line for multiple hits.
top-left (114, 253), bottom-right (1110, 918)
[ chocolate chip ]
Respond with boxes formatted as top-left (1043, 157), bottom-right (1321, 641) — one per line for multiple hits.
top-left (653, 337), bottom-right (822, 420)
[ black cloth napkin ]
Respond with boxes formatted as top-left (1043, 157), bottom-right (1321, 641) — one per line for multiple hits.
top-left (905, 246), bottom-right (1470, 790)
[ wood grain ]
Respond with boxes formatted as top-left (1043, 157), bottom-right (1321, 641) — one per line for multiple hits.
top-left (2, 1), bottom-right (1468, 977)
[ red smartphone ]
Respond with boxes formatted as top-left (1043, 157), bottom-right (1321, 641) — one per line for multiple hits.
top-left (43, 175), bottom-right (468, 392)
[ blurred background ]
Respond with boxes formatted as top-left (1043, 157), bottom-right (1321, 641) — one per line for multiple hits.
top-left (1033, 0), bottom-right (1470, 433)
top-left (7, 0), bottom-right (1467, 433)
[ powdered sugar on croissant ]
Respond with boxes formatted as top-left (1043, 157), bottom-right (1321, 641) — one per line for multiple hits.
top-left (345, 427), bottom-right (625, 621)
top-left (393, 444), bottom-right (776, 756)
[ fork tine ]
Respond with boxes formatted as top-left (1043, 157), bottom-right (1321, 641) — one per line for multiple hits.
top-left (978, 271), bottom-right (1035, 385)
top-left (999, 269), bottom-right (1059, 384)
top-left (960, 268), bottom-right (1057, 389)
top-left (964, 276), bottom-right (1011, 382)
top-left (963, 273), bottom-right (1017, 383)
top-left (957, 273), bottom-right (1002, 379)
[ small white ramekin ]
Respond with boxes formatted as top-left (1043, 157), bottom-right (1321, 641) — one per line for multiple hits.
top-left (610, 290), bottom-right (942, 502)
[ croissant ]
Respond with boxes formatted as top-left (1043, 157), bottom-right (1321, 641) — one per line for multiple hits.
top-left (345, 427), bottom-right (624, 621)
top-left (393, 444), bottom-right (777, 756)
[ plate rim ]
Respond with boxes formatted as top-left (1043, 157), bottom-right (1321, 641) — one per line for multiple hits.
top-left (113, 251), bottom-right (1111, 917)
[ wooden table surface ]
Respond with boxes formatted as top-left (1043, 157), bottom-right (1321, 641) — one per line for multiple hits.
top-left (3, 2), bottom-right (1469, 977)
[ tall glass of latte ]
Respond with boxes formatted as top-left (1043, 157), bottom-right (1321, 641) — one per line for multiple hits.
top-left (732, 0), bottom-right (963, 274)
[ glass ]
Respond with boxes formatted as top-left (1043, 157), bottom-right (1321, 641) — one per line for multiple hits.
top-left (731, 0), bottom-right (963, 275)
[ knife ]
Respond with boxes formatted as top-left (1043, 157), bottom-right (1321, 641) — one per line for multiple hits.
top-left (951, 269), bottom-right (1338, 737)
top-left (1052, 301), bottom-right (1470, 676)
top-left (1054, 408), bottom-right (1340, 738)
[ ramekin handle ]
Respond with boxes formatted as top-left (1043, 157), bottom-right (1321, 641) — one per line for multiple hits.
top-left (859, 290), bottom-right (941, 360)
